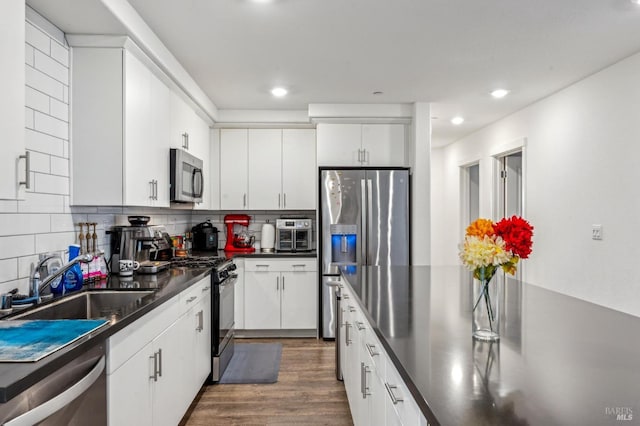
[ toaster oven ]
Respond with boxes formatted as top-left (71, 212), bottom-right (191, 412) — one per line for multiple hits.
top-left (276, 219), bottom-right (312, 252)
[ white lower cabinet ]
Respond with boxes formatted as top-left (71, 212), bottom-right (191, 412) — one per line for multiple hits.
top-left (244, 259), bottom-right (317, 331)
top-left (107, 277), bottom-right (211, 426)
top-left (339, 282), bottom-right (428, 426)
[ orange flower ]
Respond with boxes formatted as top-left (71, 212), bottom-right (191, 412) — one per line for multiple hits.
top-left (466, 218), bottom-right (495, 238)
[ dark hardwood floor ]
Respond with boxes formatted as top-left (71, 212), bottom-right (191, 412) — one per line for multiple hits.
top-left (180, 338), bottom-right (353, 425)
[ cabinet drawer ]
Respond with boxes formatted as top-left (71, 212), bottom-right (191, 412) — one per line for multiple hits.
top-left (107, 296), bottom-right (180, 375)
top-left (363, 327), bottom-right (386, 375)
top-left (245, 258), bottom-right (317, 272)
top-left (384, 357), bottom-right (421, 426)
top-left (180, 276), bottom-right (211, 313)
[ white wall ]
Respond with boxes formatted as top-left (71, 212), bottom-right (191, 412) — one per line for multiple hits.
top-left (432, 51), bottom-right (640, 317)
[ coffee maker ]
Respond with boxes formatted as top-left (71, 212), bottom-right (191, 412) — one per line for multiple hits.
top-left (223, 214), bottom-right (255, 253)
top-left (107, 217), bottom-right (172, 274)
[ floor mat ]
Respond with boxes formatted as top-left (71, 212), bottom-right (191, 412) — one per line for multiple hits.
top-left (219, 343), bottom-right (282, 384)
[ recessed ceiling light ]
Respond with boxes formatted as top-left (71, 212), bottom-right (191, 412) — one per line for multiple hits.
top-left (373, 91), bottom-right (383, 95)
top-left (451, 116), bottom-right (464, 125)
top-left (271, 87), bottom-right (287, 97)
top-left (490, 89), bottom-right (510, 99)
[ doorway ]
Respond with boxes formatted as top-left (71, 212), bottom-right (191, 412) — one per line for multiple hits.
top-left (461, 163), bottom-right (480, 237)
top-left (497, 151), bottom-right (523, 218)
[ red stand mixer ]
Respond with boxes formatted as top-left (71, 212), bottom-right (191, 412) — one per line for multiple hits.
top-left (223, 214), bottom-right (256, 253)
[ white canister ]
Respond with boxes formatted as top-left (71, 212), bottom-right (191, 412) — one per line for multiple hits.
top-left (261, 223), bottom-right (275, 252)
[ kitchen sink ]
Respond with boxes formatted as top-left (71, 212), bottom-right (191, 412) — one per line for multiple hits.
top-left (8, 290), bottom-right (155, 321)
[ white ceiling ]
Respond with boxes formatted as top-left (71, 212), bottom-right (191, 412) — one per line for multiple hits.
top-left (26, 0), bottom-right (640, 147)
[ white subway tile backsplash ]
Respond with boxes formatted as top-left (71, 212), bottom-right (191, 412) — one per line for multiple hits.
top-left (35, 231), bottom-right (76, 254)
top-left (49, 98), bottom-right (68, 122)
top-left (0, 214), bottom-right (50, 236)
top-left (34, 50), bottom-right (69, 85)
top-left (29, 151), bottom-right (50, 174)
top-left (50, 40), bottom-right (69, 67)
top-left (25, 107), bottom-right (34, 129)
top-left (0, 235), bottom-right (36, 260)
top-left (25, 86), bottom-right (49, 114)
top-left (62, 140), bottom-right (69, 158)
top-left (0, 201), bottom-right (19, 214)
top-left (34, 174), bottom-right (69, 195)
top-left (18, 193), bottom-right (65, 214)
top-left (25, 44), bottom-right (34, 67)
top-left (50, 214), bottom-right (77, 233)
top-left (0, 280), bottom-right (28, 296)
top-left (34, 112), bottom-right (68, 140)
top-left (25, 129), bottom-right (64, 156)
top-left (26, 65), bottom-right (64, 101)
top-left (0, 259), bottom-right (19, 283)
top-left (25, 22), bottom-right (50, 54)
top-left (63, 86), bottom-right (68, 104)
top-left (50, 156), bottom-right (68, 177)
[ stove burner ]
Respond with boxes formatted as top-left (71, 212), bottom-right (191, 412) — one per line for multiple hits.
top-left (170, 256), bottom-right (227, 269)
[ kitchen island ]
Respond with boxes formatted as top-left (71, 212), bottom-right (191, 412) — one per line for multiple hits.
top-left (340, 266), bottom-right (640, 426)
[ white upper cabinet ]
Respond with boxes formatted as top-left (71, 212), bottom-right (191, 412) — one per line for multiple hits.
top-left (248, 129), bottom-right (282, 210)
top-left (219, 128), bottom-right (317, 210)
top-left (71, 46), bottom-right (170, 206)
top-left (0, 2), bottom-right (27, 200)
top-left (282, 129), bottom-right (317, 209)
top-left (317, 123), bottom-right (406, 167)
top-left (220, 129), bottom-right (249, 210)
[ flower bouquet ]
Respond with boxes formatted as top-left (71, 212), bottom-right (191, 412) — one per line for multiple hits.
top-left (459, 216), bottom-right (533, 341)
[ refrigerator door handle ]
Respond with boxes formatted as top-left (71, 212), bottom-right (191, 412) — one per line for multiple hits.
top-left (360, 179), bottom-right (367, 266)
top-left (367, 178), bottom-right (373, 266)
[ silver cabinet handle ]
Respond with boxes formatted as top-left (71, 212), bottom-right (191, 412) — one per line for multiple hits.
top-left (202, 286), bottom-right (210, 292)
top-left (366, 343), bottom-right (380, 357)
top-left (182, 132), bottom-right (188, 149)
top-left (356, 321), bottom-right (365, 331)
top-left (150, 352), bottom-right (159, 381)
top-left (357, 149), bottom-right (362, 163)
top-left (348, 305), bottom-right (356, 313)
top-left (186, 296), bottom-right (197, 303)
top-left (385, 383), bottom-right (404, 404)
top-left (149, 180), bottom-right (155, 200)
top-left (360, 362), bottom-right (365, 396)
top-left (278, 193), bottom-right (281, 208)
top-left (292, 264), bottom-right (307, 268)
top-left (5, 356), bottom-right (105, 426)
top-left (154, 180), bottom-right (158, 200)
top-left (196, 310), bottom-right (204, 332)
top-left (283, 193), bottom-right (287, 208)
top-left (243, 193), bottom-right (247, 208)
top-left (361, 362), bottom-right (371, 398)
top-left (19, 151), bottom-right (30, 189)
top-left (256, 264), bottom-right (270, 269)
top-left (157, 348), bottom-right (163, 378)
top-left (345, 321), bottom-right (352, 345)
top-left (276, 275), bottom-right (279, 290)
top-left (343, 294), bottom-right (350, 299)
top-left (186, 133), bottom-right (189, 150)
top-left (282, 275), bottom-right (285, 290)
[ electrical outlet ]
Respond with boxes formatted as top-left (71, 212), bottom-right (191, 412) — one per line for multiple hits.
top-left (592, 224), bottom-right (602, 240)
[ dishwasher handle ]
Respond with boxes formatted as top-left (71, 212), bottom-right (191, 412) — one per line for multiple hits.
top-left (5, 356), bottom-right (106, 426)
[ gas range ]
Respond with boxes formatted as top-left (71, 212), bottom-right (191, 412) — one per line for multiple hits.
top-left (170, 255), bottom-right (236, 285)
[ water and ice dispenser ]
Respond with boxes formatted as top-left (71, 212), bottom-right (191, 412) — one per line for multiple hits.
top-left (330, 224), bottom-right (357, 264)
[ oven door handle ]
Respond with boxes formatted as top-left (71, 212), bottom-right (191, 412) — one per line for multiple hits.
top-left (5, 356), bottom-right (105, 426)
top-left (219, 274), bottom-right (238, 288)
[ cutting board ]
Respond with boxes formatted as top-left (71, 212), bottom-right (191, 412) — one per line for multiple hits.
top-left (0, 319), bottom-right (109, 362)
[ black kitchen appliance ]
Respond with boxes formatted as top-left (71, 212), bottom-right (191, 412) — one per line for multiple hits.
top-left (170, 255), bottom-right (236, 382)
top-left (192, 220), bottom-right (218, 251)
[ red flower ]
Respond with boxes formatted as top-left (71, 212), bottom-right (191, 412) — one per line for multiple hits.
top-left (493, 216), bottom-right (534, 259)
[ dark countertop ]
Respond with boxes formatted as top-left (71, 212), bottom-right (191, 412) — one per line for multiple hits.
top-left (224, 250), bottom-right (317, 259)
top-left (0, 267), bottom-right (210, 403)
top-left (340, 266), bottom-right (640, 426)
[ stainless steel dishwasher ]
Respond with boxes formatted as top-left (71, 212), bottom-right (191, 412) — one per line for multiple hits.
top-left (0, 343), bottom-right (106, 425)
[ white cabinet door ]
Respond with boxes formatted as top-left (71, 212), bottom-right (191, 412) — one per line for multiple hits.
top-left (280, 270), bottom-right (317, 329)
top-left (148, 70), bottom-right (171, 207)
top-left (282, 129), bottom-right (316, 209)
top-left (362, 124), bottom-right (405, 166)
top-left (316, 123), bottom-right (362, 166)
top-left (169, 91), bottom-right (191, 151)
top-left (108, 341), bottom-right (154, 426)
top-left (248, 129), bottom-right (282, 209)
top-left (0, 2), bottom-right (26, 200)
top-left (191, 115), bottom-right (211, 210)
top-left (244, 270), bottom-right (281, 329)
top-left (220, 129), bottom-right (248, 210)
top-left (209, 128), bottom-right (221, 210)
top-left (193, 286), bottom-right (212, 385)
top-left (152, 318), bottom-right (188, 426)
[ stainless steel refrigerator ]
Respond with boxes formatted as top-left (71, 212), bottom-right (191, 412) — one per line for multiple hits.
top-left (320, 168), bottom-right (410, 339)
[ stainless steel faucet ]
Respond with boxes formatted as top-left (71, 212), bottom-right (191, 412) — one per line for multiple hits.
top-left (30, 253), bottom-right (93, 300)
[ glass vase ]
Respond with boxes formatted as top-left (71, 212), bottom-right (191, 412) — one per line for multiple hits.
top-left (472, 268), bottom-right (501, 341)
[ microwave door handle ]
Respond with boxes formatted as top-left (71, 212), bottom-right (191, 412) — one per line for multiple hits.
top-left (192, 168), bottom-right (204, 198)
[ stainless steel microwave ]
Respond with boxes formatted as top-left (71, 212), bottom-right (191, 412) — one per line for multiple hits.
top-left (276, 219), bottom-right (313, 252)
top-left (170, 148), bottom-right (203, 203)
